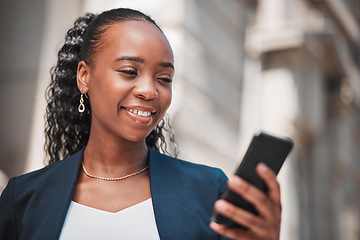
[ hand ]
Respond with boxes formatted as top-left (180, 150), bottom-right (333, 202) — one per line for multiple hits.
top-left (210, 163), bottom-right (281, 240)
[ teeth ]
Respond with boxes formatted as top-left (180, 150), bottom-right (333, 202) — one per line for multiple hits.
top-left (125, 108), bottom-right (152, 117)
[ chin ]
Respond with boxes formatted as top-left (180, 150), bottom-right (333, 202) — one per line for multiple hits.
top-left (123, 131), bottom-right (153, 143)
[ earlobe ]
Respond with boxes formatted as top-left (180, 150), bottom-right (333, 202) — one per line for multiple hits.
top-left (77, 60), bottom-right (89, 93)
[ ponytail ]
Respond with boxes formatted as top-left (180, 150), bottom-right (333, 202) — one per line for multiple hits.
top-left (45, 13), bottom-right (95, 164)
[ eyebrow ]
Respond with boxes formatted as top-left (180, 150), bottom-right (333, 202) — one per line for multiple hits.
top-left (115, 56), bottom-right (144, 63)
top-left (114, 56), bottom-right (174, 70)
top-left (160, 62), bottom-right (175, 70)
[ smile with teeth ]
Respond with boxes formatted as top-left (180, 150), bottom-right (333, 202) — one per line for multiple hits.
top-left (123, 107), bottom-right (153, 117)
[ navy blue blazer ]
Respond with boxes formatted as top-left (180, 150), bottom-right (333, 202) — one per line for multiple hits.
top-left (0, 147), bottom-right (231, 240)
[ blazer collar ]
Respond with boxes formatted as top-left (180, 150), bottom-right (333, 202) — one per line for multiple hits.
top-left (148, 148), bottom-right (203, 240)
top-left (41, 147), bottom-right (195, 239)
top-left (33, 148), bottom-right (84, 240)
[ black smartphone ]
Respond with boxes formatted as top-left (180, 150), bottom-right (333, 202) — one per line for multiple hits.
top-left (211, 132), bottom-right (294, 229)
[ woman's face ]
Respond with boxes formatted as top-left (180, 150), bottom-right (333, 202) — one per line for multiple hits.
top-left (79, 20), bottom-right (174, 143)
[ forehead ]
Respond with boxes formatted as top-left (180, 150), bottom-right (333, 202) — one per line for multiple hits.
top-left (96, 20), bottom-right (173, 62)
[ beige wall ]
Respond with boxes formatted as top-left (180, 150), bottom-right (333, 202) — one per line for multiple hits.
top-left (0, 0), bottom-right (47, 178)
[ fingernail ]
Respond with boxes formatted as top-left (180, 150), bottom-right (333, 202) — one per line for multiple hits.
top-left (216, 201), bottom-right (227, 212)
top-left (258, 162), bottom-right (268, 172)
top-left (230, 176), bottom-right (244, 187)
top-left (209, 222), bottom-right (220, 231)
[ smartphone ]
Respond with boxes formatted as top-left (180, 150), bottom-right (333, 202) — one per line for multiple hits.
top-left (211, 132), bottom-right (294, 229)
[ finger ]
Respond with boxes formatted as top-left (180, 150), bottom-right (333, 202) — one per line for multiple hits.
top-left (227, 176), bottom-right (281, 225)
top-left (256, 163), bottom-right (282, 211)
top-left (214, 199), bottom-right (270, 236)
top-left (210, 221), bottom-right (257, 240)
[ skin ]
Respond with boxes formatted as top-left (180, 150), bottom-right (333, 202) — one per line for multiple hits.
top-left (74, 19), bottom-right (281, 240)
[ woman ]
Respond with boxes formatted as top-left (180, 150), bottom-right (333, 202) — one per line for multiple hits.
top-left (0, 8), bottom-right (281, 240)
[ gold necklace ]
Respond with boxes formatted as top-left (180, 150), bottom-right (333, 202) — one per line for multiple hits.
top-left (81, 162), bottom-right (149, 181)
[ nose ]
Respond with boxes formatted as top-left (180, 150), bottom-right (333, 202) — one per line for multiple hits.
top-left (133, 75), bottom-right (159, 100)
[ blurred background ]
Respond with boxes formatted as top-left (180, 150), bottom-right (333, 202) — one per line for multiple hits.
top-left (0, 0), bottom-right (359, 239)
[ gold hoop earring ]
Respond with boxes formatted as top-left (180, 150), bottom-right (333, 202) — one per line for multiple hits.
top-left (78, 94), bottom-right (85, 113)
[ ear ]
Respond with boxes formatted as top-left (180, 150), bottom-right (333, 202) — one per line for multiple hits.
top-left (77, 60), bottom-right (90, 93)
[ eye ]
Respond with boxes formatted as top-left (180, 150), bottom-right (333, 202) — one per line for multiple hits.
top-left (116, 68), bottom-right (138, 79)
top-left (157, 77), bottom-right (173, 83)
top-left (119, 69), bottom-right (137, 75)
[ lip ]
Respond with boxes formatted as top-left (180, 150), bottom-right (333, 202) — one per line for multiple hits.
top-left (121, 105), bottom-right (156, 124)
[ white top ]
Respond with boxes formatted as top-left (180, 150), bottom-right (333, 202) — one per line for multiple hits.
top-left (59, 198), bottom-right (160, 240)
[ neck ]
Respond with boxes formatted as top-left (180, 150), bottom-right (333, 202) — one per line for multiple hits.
top-left (83, 132), bottom-right (149, 178)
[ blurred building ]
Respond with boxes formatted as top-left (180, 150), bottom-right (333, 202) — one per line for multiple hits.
top-left (0, 0), bottom-right (359, 239)
top-left (240, 0), bottom-right (360, 239)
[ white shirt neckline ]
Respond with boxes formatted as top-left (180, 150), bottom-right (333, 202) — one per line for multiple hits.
top-left (59, 197), bottom-right (160, 240)
top-left (71, 198), bottom-right (152, 214)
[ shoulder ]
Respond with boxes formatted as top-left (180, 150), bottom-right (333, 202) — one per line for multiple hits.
top-left (149, 148), bottom-right (228, 193)
top-left (150, 148), bottom-right (227, 177)
top-left (164, 153), bottom-right (226, 178)
top-left (0, 150), bottom-right (83, 239)
top-left (3, 149), bottom-right (83, 195)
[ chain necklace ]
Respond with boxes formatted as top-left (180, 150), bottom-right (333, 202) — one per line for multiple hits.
top-left (81, 162), bottom-right (149, 181)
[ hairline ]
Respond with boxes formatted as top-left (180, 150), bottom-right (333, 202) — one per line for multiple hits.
top-left (84, 18), bottom-right (166, 66)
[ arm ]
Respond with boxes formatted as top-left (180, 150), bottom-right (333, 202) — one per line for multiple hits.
top-left (211, 163), bottom-right (281, 240)
top-left (0, 178), bottom-right (18, 240)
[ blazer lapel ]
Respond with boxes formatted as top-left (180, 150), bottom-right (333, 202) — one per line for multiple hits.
top-left (23, 149), bottom-right (83, 239)
top-left (149, 148), bottom-right (183, 239)
top-left (149, 148), bottom-right (212, 240)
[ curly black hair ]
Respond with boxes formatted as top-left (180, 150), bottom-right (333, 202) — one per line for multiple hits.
top-left (45, 8), bottom-right (177, 164)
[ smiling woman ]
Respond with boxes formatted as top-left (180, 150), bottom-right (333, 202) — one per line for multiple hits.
top-left (76, 20), bottom-right (173, 146)
top-left (0, 8), bottom-right (283, 240)
top-left (45, 11), bottom-right (175, 164)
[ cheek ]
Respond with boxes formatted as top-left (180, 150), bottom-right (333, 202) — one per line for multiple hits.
top-left (91, 74), bottom-right (131, 101)
top-left (88, 82), bottom-right (130, 118)
top-left (160, 87), bottom-right (172, 110)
